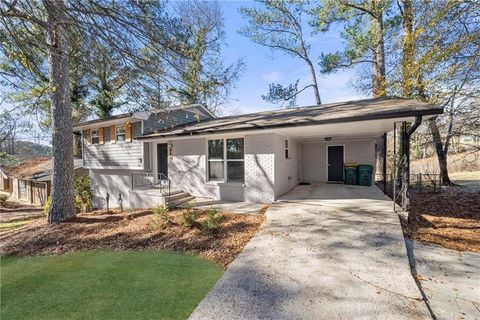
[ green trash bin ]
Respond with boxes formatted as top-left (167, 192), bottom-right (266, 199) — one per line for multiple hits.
top-left (358, 164), bottom-right (374, 186)
top-left (344, 163), bottom-right (358, 185)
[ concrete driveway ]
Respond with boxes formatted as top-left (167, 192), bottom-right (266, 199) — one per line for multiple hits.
top-left (190, 184), bottom-right (430, 320)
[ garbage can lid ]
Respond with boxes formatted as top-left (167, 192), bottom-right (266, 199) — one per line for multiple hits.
top-left (344, 163), bottom-right (358, 167)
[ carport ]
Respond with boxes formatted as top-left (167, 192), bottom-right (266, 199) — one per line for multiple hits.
top-left (190, 183), bottom-right (430, 320)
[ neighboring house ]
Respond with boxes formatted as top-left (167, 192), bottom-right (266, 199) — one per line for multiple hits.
top-left (74, 97), bottom-right (443, 209)
top-left (1, 157), bottom-right (85, 206)
top-left (0, 167), bottom-right (11, 192)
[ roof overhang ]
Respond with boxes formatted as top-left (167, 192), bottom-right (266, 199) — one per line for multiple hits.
top-left (137, 114), bottom-right (430, 143)
top-left (73, 113), bottom-right (142, 131)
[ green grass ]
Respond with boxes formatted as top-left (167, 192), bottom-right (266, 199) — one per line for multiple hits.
top-left (450, 170), bottom-right (480, 188)
top-left (0, 219), bottom-right (36, 234)
top-left (1, 251), bottom-right (223, 320)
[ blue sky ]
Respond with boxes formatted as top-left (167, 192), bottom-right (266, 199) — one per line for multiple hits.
top-left (219, 1), bottom-right (367, 115)
top-left (3, 1), bottom-right (369, 146)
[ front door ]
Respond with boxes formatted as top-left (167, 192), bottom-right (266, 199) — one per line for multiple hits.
top-left (157, 143), bottom-right (168, 179)
top-left (327, 145), bottom-right (344, 182)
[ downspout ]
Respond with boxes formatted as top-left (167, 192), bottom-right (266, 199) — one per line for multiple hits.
top-left (405, 116), bottom-right (423, 187)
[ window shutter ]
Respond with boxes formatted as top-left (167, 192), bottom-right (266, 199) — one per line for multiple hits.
top-left (99, 128), bottom-right (104, 145)
top-left (86, 130), bottom-right (92, 145)
top-left (110, 125), bottom-right (116, 143)
top-left (125, 123), bottom-right (132, 143)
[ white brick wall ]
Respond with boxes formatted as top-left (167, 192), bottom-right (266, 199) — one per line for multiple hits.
top-left (168, 138), bottom-right (215, 198)
top-left (90, 169), bottom-right (133, 208)
top-left (89, 136), bottom-right (377, 207)
top-left (301, 140), bottom-right (376, 182)
top-left (244, 134), bottom-right (276, 203)
top-left (168, 134), bottom-right (278, 203)
top-left (273, 134), bottom-right (299, 198)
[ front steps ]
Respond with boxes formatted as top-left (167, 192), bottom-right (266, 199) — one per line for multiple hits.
top-left (165, 190), bottom-right (194, 208)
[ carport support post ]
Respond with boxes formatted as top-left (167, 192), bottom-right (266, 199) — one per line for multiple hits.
top-left (382, 132), bottom-right (387, 193)
top-left (393, 122), bottom-right (396, 212)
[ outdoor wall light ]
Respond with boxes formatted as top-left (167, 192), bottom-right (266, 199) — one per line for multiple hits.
top-left (168, 143), bottom-right (173, 159)
top-left (324, 137), bottom-right (332, 141)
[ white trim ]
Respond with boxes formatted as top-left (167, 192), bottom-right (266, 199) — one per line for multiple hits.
top-left (301, 138), bottom-right (375, 144)
top-left (136, 116), bottom-right (424, 143)
top-left (81, 130), bottom-right (85, 168)
top-left (140, 121), bottom-right (145, 170)
top-left (326, 144), bottom-right (345, 183)
top-left (18, 179), bottom-right (28, 201)
top-left (83, 166), bottom-right (144, 170)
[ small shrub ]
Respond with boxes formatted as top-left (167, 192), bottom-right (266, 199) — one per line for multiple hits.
top-left (0, 193), bottom-right (7, 207)
top-left (44, 196), bottom-right (51, 216)
top-left (153, 205), bottom-right (172, 224)
top-left (201, 209), bottom-right (224, 233)
top-left (180, 208), bottom-right (197, 228)
top-left (74, 176), bottom-right (93, 213)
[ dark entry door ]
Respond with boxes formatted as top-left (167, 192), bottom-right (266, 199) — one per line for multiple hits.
top-left (157, 143), bottom-right (168, 178)
top-left (327, 145), bottom-right (344, 182)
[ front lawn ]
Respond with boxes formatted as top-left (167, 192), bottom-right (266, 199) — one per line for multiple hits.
top-left (1, 250), bottom-right (223, 320)
top-left (0, 218), bottom-right (37, 234)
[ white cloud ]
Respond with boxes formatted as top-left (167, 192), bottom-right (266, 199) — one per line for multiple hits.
top-left (261, 71), bottom-right (284, 83)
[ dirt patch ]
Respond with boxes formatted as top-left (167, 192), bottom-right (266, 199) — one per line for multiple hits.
top-left (403, 191), bottom-right (480, 253)
top-left (0, 208), bottom-right (264, 268)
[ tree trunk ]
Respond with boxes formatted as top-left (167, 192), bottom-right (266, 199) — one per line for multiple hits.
top-left (401, 0), bottom-right (415, 98)
top-left (44, 0), bottom-right (76, 223)
top-left (428, 118), bottom-right (454, 186)
top-left (375, 134), bottom-right (386, 181)
top-left (372, 12), bottom-right (386, 97)
top-left (372, 9), bottom-right (387, 179)
top-left (305, 57), bottom-right (321, 105)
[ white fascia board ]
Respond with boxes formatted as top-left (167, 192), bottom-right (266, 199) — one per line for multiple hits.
top-left (136, 115), bottom-right (422, 143)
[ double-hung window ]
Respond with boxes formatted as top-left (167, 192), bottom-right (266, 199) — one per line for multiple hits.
top-left (116, 125), bottom-right (126, 142)
top-left (18, 179), bottom-right (27, 200)
top-left (208, 138), bottom-right (244, 182)
top-left (91, 129), bottom-right (100, 144)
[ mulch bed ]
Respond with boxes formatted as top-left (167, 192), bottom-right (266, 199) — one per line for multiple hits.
top-left (404, 191), bottom-right (480, 253)
top-left (0, 208), bottom-right (265, 268)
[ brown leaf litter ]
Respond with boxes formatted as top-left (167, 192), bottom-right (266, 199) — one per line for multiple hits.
top-left (0, 208), bottom-right (265, 268)
top-left (404, 191), bottom-right (480, 253)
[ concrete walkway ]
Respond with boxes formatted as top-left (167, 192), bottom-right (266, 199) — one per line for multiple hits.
top-left (407, 239), bottom-right (480, 320)
top-left (190, 184), bottom-right (430, 320)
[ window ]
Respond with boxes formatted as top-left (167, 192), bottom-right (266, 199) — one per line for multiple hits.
top-left (18, 180), bottom-right (27, 200)
top-left (208, 139), bottom-right (224, 181)
top-left (116, 125), bottom-right (126, 142)
top-left (91, 129), bottom-right (100, 144)
top-left (208, 138), bottom-right (244, 182)
top-left (285, 139), bottom-right (289, 159)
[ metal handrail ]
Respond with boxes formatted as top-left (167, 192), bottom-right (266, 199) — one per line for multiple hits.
top-left (157, 172), bottom-right (171, 197)
top-left (131, 171), bottom-right (155, 189)
top-left (131, 171), bottom-right (171, 198)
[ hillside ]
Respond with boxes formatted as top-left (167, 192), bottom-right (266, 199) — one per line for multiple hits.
top-left (14, 141), bottom-right (51, 158)
top-left (411, 151), bottom-right (479, 174)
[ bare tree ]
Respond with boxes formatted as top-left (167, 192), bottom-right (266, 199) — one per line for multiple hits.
top-left (313, 0), bottom-right (389, 179)
top-left (240, 0), bottom-right (321, 107)
top-left (0, 0), bottom-right (185, 222)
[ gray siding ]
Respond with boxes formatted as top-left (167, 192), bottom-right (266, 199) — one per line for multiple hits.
top-left (83, 122), bottom-right (143, 169)
top-left (143, 109), bottom-right (210, 135)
